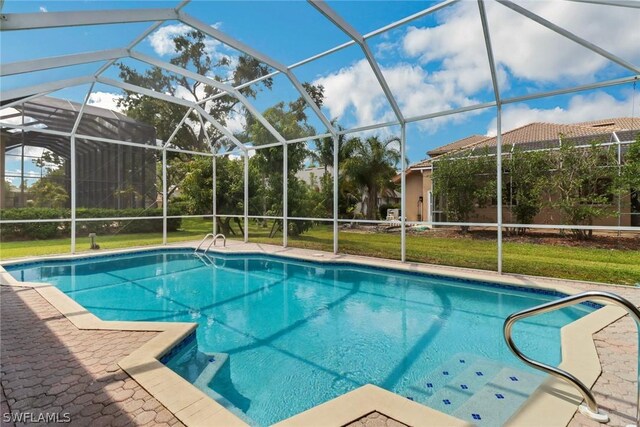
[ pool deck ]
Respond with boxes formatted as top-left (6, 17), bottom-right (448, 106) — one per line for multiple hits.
top-left (1, 239), bottom-right (638, 426)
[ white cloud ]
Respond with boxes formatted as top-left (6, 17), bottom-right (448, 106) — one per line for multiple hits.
top-left (313, 59), bottom-right (482, 132)
top-left (313, 1), bottom-right (638, 135)
top-left (402, 1), bottom-right (638, 85)
top-left (224, 111), bottom-right (246, 135)
top-left (486, 91), bottom-right (638, 136)
top-left (147, 22), bottom-right (226, 58)
top-left (402, 4), bottom-right (495, 94)
top-left (39, 6), bottom-right (47, 12)
top-left (148, 23), bottom-right (193, 56)
top-left (87, 92), bottom-right (123, 112)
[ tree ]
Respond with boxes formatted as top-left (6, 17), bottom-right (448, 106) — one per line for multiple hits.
top-left (550, 140), bottom-right (618, 239)
top-left (118, 30), bottom-right (272, 151)
top-left (30, 180), bottom-right (69, 208)
top-left (341, 136), bottom-right (402, 220)
top-left (116, 30), bottom-right (274, 208)
top-left (175, 155), bottom-right (258, 236)
top-left (28, 151), bottom-right (69, 209)
top-left (505, 147), bottom-right (552, 234)
top-left (308, 121), bottom-right (358, 218)
top-left (432, 148), bottom-right (496, 232)
top-left (247, 85), bottom-right (327, 236)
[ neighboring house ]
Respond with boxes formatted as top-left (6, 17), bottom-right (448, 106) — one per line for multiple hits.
top-left (397, 117), bottom-right (640, 227)
top-left (295, 166), bottom-right (331, 190)
top-left (295, 166), bottom-right (400, 218)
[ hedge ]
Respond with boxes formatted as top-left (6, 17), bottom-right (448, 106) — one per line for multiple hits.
top-left (0, 207), bottom-right (182, 241)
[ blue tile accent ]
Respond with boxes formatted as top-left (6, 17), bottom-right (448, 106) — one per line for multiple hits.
top-left (442, 371), bottom-right (449, 375)
top-left (426, 383), bottom-right (433, 388)
top-left (495, 393), bottom-right (504, 399)
top-left (510, 376), bottom-right (519, 381)
top-left (472, 414), bottom-right (482, 420)
top-left (476, 371), bottom-right (484, 376)
top-left (460, 384), bottom-right (468, 390)
top-left (443, 399), bottom-right (451, 405)
top-left (2, 248), bottom-right (604, 309)
top-left (159, 331), bottom-right (197, 364)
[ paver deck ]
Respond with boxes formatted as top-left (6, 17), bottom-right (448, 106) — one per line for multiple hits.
top-left (0, 285), bottom-right (184, 427)
top-left (346, 411), bottom-right (408, 427)
top-left (566, 282), bottom-right (639, 427)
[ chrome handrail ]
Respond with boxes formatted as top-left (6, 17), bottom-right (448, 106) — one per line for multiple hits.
top-left (194, 252), bottom-right (211, 266)
top-left (194, 233), bottom-right (215, 252)
top-left (204, 234), bottom-right (226, 253)
top-left (504, 290), bottom-right (640, 425)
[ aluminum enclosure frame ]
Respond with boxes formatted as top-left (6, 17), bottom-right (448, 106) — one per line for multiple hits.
top-left (0, 0), bottom-right (638, 268)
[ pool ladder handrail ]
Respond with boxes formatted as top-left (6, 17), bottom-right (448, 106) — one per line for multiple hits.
top-left (504, 290), bottom-right (640, 425)
top-left (195, 233), bottom-right (215, 252)
top-left (204, 234), bottom-right (226, 253)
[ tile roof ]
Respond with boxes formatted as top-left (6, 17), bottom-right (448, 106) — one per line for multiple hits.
top-left (420, 117), bottom-right (640, 162)
top-left (427, 134), bottom-right (487, 157)
top-left (473, 121), bottom-right (622, 148)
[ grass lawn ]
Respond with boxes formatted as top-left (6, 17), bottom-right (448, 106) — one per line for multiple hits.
top-left (247, 223), bottom-right (640, 285)
top-left (0, 218), bottom-right (213, 259)
top-left (1, 219), bottom-right (638, 285)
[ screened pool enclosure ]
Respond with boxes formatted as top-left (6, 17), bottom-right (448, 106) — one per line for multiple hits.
top-left (1, 0), bottom-right (639, 278)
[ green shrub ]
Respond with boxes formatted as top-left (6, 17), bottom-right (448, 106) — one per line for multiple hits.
top-left (0, 208), bottom-right (70, 240)
top-left (0, 207), bottom-right (182, 241)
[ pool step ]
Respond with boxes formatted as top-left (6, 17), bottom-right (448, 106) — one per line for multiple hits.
top-left (410, 354), bottom-right (545, 426)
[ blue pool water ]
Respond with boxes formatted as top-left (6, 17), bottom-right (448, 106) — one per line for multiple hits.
top-left (6, 250), bottom-right (596, 426)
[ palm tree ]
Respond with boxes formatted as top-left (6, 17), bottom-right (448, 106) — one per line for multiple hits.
top-left (342, 135), bottom-right (402, 220)
top-left (312, 120), bottom-right (353, 174)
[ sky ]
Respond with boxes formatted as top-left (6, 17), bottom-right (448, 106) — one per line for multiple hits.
top-left (1, 0), bottom-right (639, 165)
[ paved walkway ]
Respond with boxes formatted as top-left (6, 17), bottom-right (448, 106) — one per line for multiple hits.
top-left (0, 285), bottom-right (184, 427)
top-left (567, 282), bottom-right (639, 427)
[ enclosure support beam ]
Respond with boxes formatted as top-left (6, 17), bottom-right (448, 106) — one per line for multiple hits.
top-left (308, 0), bottom-right (404, 124)
top-left (244, 152), bottom-right (249, 243)
top-left (400, 123), bottom-right (407, 262)
top-left (566, 0), bottom-right (640, 8)
top-left (165, 108), bottom-right (193, 147)
top-left (333, 135), bottom-right (339, 254)
top-left (70, 135), bottom-right (77, 254)
top-left (93, 77), bottom-right (247, 152)
top-left (213, 154), bottom-right (217, 235)
top-left (68, 83), bottom-right (94, 255)
top-left (1, 49), bottom-right (128, 77)
top-left (614, 132), bottom-right (622, 229)
top-left (0, 8), bottom-right (178, 31)
top-left (283, 142), bottom-right (288, 248)
top-left (1, 75), bottom-right (95, 102)
top-left (71, 82), bottom-right (95, 135)
top-left (131, 51), bottom-right (288, 145)
top-left (178, 12), bottom-right (336, 137)
top-left (162, 148), bottom-right (168, 245)
top-left (496, 107), bottom-right (504, 274)
top-left (197, 0), bottom-right (457, 115)
top-left (94, 21), bottom-right (167, 78)
top-left (478, 0), bottom-right (503, 274)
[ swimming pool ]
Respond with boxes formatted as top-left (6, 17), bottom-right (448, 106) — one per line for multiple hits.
top-left (5, 249), bottom-right (597, 426)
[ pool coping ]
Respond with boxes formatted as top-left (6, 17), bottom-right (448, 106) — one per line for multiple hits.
top-left (0, 241), bottom-right (631, 427)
